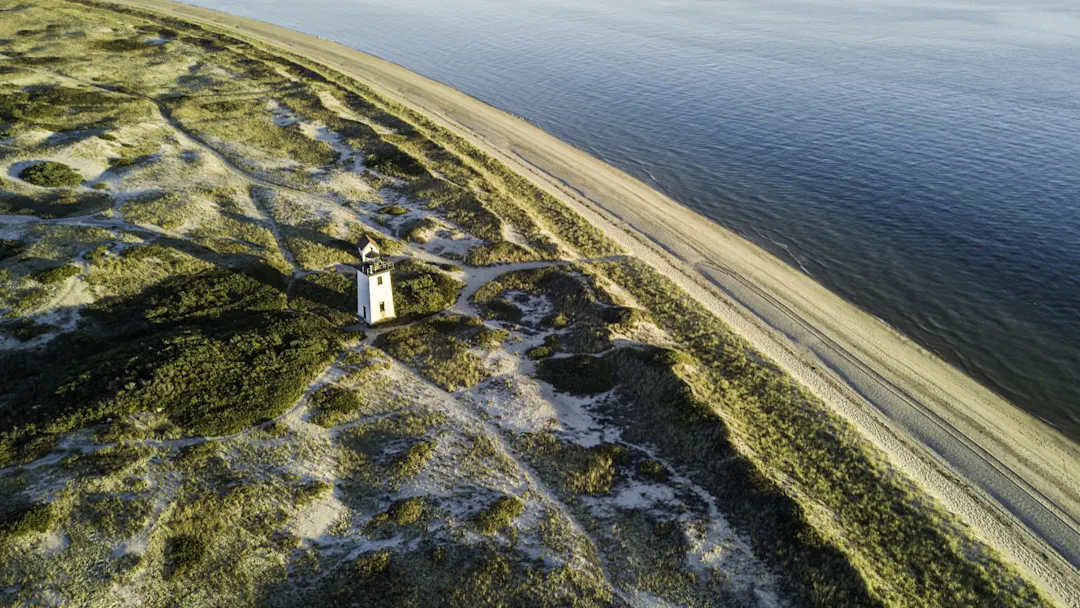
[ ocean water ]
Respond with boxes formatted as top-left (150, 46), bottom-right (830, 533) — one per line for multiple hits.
top-left (188, 0), bottom-right (1080, 439)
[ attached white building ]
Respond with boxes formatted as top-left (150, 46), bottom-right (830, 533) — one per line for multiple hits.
top-left (356, 235), bottom-right (395, 325)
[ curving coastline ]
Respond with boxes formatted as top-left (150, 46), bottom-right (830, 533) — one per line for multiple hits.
top-left (98, 1), bottom-right (1080, 603)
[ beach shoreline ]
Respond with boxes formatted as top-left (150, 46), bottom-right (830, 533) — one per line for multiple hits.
top-left (99, 1), bottom-right (1080, 603)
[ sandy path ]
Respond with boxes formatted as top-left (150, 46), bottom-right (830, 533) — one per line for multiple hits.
top-left (98, 1), bottom-right (1080, 603)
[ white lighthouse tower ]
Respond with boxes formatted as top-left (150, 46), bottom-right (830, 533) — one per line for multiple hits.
top-left (356, 235), bottom-right (395, 325)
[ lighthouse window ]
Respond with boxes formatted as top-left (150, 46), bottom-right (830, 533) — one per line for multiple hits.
top-left (377, 276), bottom-right (383, 285)
top-left (379, 301), bottom-right (385, 312)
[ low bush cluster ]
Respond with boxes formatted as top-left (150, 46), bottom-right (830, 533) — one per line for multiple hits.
top-left (473, 495), bottom-right (525, 536)
top-left (536, 355), bottom-right (615, 395)
top-left (0, 268), bottom-right (346, 465)
top-left (396, 217), bottom-right (439, 243)
top-left (307, 385), bottom-right (360, 428)
top-left (18, 161), bottom-right (83, 188)
top-left (377, 204), bottom-right (408, 216)
top-left (295, 480), bottom-right (333, 508)
top-left (392, 259), bottom-right (463, 319)
top-left (374, 315), bottom-right (490, 391)
top-left (33, 264), bottom-right (80, 284)
top-left (0, 502), bottom-right (55, 540)
top-left (514, 433), bottom-right (629, 496)
top-left (386, 497), bottom-right (425, 526)
top-left (526, 334), bottom-right (560, 360)
top-left (0, 188), bottom-right (112, 219)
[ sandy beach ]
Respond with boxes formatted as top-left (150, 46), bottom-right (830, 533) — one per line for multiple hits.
top-left (101, 1), bottom-right (1080, 603)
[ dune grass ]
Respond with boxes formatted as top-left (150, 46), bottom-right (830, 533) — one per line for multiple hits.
top-left (588, 259), bottom-right (1048, 607)
top-left (0, 267), bottom-right (348, 466)
top-left (0, 2), bottom-right (1051, 606)
top-left (374, 314), bottom-right (491, 391)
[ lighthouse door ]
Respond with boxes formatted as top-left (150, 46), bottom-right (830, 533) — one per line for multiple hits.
top-left (362, 305), bottom-right (367, 321)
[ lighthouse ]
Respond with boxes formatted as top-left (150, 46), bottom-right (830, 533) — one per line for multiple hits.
top-left (356, 235), bottom-right (395, 325)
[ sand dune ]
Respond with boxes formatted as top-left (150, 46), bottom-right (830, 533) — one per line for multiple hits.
top-left (104, 1), bottom-right (1080, 603)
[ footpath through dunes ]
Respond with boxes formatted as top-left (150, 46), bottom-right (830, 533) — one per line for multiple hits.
top-left (100, 0), bottom-right (1080, 602)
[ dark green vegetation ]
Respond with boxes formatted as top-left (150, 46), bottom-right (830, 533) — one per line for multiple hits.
top-left (165, 534), bottom-right (207, 579)
top-left (531, 345), bottom-right (876, 604)
top-left (515, 434), bottom-right (627, 496)
top-left (0, 188), bottom-right (112, 218)
top-left (525, 334), bottom-right (559, 360)
top-left (471, 266), bottom-right (644, 355)
top-left (33, 263), bottom-right (80, 284)
top-left (474, 495), bottom-right (525, 536)
top-left (378, 204), bottom-right (408, 216)
top-left (18, 161), bottom-right (83, 187)
top-left (0, 268), bottom-right (348, 466)
top-left (537, 355), bottom-right (615, 395)
top-left (168, 96), bottom-right (338, 170)
top-left (375, 315), bottom-right (492, 391)
top-left (0, 317), bottom-right (58, 341)
top-left (0, 1), bottom-right (1050, 606)
top-left (392, 258), bottom-right (463, 319)
top-left (290, 271), bottom-right (356, 325)
top-left (0, 501), bottom-right (56, 540)
top-left (264, 542), bottom-right (613, 608)
top-left (0, 84), bottom-right (150, 133)
top-left (306, 385), bottom-right (360, 429)
top-left (588, 259), bottom-right (1047, 607)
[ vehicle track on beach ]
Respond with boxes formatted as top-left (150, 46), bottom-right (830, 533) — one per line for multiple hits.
top-left (698, 257), bottom-right (1080, 560)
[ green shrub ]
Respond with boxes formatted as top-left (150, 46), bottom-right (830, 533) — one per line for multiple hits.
top-left (78, 444), bottom-right (152, 476)
top-left (365, 143), bottom-right (425, 178)
top-left (18, 162), bottom-right (83, 188)
top-left (94, 38), bottom-right (148, 52)
top-left (374, 315), bottom-right (490, 391)
top-left (485, 297), bottom-right (523, 323)
top-left (295, 480), bottom-right (332, 507)
top-left (397, 217), bottom-right (439, 243)
top-left (355, 549), bottom-right (391, 578)
top-left (515, 434), bottom-right (627, 496)
top-left (387, 497), bottom-right (425, 526)
top-left (84, 245), bottom-right (110, 260)
top-left (120, 191), bottom-right (191, 230)
top-left (290, 271), bottom-right (355, 325)
top-left (0, 189), bottom-right (111, 218)
top-left (471, 327), bottom-right (508, 349)
top-left (33, 264), bottom-right (80, 284)
top-left (465, 241), bottom-right (541, 266)
top-left (0, 268), bottom-right (346, 465)
top-left (1, 318), bottom-right (56, 341)
top-left (308, 385), bottom-right (360, 428)
top-left (542, 312), bottom-right (571, 329)
top-left (637, 459), bottom-right (666, 481)
top-left (392, 259), bottom-right (463, 318)
top-left (0, 239), bottom-right (23, 261)
top-left (474, 495), bottom-right (524, 535)
top-left (394, 440), bottom-right (436, 479)
top-left (0, 502), bottom-right (55, 539)
top-left (165, 533), bottom-right (207, 579)
top-left (536, 355), bottom-right (615, 395)
top-left (378, 204), bottom-right (408, 216)
top-left (526, 335), bottom-right (560, 360)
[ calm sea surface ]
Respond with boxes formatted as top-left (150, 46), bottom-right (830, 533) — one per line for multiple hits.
top-left (189, 0), bottom-right (1080, 439)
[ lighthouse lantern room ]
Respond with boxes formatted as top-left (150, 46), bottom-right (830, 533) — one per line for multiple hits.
top-left (356, 235), bottom-right (395, 325)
